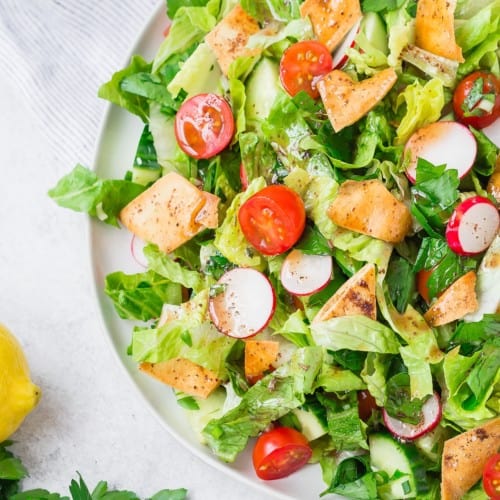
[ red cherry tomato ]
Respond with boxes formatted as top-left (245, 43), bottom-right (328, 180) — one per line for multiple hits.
top-left (253, 427), bottom-right (312, 480)
top-left (453, 71), bottom-right (500, 129)
top-left (174, 93), bottom-right (234, 159)
top-left (279, 41), bottom-right (333, 99)
top-left (238, 185), bottom-right (306, 256)
top-left (357, 390), bottom-right (378, 421)
top-left (483, 453), bottom-right (500, 499)
top-left (416, 268), bottom-right (433, 304)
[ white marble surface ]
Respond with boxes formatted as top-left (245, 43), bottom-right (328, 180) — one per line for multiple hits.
top-left (0, 2), bottom-right (273, 499)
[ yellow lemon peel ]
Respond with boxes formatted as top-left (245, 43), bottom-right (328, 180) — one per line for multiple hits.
top-left (0, 323), bottom-right (41, 441)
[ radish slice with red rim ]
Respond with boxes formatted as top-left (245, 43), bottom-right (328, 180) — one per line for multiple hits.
top-left (446, 195), bottom-right (500, 256)
top-left (280, 249), bottom-right (332, 296)
top-left (482, 117), bottom-right (500, 148)
top-left (404, 121), bottom-right (477, 183)
top-left (383, 392), bottom-right (442, 441)
top-left (209, 267), bottom-right (276, 338)
top-left (332, 18), bottom-right (361, 69)
top-left (130, 234), bottom-right (148, 268)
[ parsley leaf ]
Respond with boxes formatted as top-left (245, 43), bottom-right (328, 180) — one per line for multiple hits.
top-left (414, 237), bottom-right (477, 300)
top-left (385, 373), bottom-right (427, 424)
top-left (410, 158), bottom-right (460, 235)
top-left (1, 443), bottom-right (187, 500)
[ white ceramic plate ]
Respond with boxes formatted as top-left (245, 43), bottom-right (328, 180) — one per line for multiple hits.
top-left (89, 3), bottom-right (331, 499)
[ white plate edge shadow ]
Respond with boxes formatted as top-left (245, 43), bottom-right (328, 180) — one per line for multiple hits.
top-left (86, 2), bottom-right (333, 500)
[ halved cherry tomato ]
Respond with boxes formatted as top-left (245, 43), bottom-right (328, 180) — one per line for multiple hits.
top-left (253, 426), bottom-right (312, 480)
top-left (279, 41), bottom-right (333, 99)
top-left (357, 390), bottom-right (378, 421)
top-left (453, 71), bottom-right (500, 129)
top-left (174, 93), bottom-right (234, 159)
top-left (483, 453), bottom-right (500, 499)
top-left (238, 184), bottom-right (306, 255)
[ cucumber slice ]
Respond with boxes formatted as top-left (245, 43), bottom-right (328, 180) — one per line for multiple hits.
top-left (245, 57), bottom-right (281, 128)
top-left (131, 166), bottom-right (161, 186)
top-left (414, 425), bottom-right (449, 463)
top-left (369, 433), bottom-right (428, 499)
top-left (361, 12), bottom-right (388, 54)
top-left (292, 407), bottom-right (328, 441)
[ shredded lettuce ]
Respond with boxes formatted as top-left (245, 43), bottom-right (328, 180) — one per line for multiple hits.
top-left (202, 347), bottom-right (323, 461)
top-left (395, 79), bottom-right (445, 144)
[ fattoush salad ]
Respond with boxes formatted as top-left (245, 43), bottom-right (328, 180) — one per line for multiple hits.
top-left (49, 0), bottom-right (500, 498)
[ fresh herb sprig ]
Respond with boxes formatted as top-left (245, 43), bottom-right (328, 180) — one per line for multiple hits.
top-left (0, 442), bottom-right (187, 500)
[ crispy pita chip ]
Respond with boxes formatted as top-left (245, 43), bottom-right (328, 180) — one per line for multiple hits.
top-left (441, 417), bottom-right (500, 500)
top-left (119, 172), bottom-right (219, 254)
top-left (318, 68), bottom-right (397, 132)
top-left (415, 0), bottom-right (464, 62)
top-left (424, 271), bottom-right (478, 326)
top-left (327, 179), bottom-right (412, 243)
top-left (205, 4), bottom-right (261, 76)
top-left (300, 0), bottom-right (362, 52)
top-left (244, 340), bottom-right (280, 382)
top-left (313, 263), bottom-right (376, 323)
top-left (139, 358), bottom-right (220, 399)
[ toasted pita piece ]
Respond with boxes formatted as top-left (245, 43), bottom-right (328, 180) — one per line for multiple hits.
top-left (487, 155), bottom-right (500, 204)
top-left (244, 340), bottom-right (280, 382)
top-left (313, 263), bottom-right (376, 323)
top-left (327, 179), bottom-right (412, 243)
top-left (441, 417), bottom-right (500, 500)
top-left (139, 358), bottom-right (220, 399)
top-left (415, 0), bottom-right (464, 62)
top-left (119, 172), bottom-right (219, 254)
top-left (424, 271), bottom-right (478, 326)
top-left (317, 68), bottom-right (397, 132)
top-left (300, 0), bottom-right (362, 52)
top-left (205, 4), bottom-right (261, 76)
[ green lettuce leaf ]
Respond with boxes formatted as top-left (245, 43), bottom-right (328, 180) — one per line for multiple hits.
top-left (104, 270), bottom-right (182, 321)
top-left (202, 346), bottom-right (323, 461)
top-left (361, 353), bottom-right (391, 406)
top-left (98, 55), bottom-right (152, 121)
top-left (47, 164), bottom-right (145, 227)
top-left (311, 315), bottom-right (401, 354)
top-left (455, 0), bottom-right (500, 53)
top-left (395, 79), bottom-right (445, 144)
top-left (213, 177), bottom-right (267, 268)
top-left (441, 344), bottom-right (500, 429)
top-left (144, 244), bottom-right (206, 292)
top-left (303, 175), bottom-right (338, 240)
top-left (152, 1), bottom-right (223, 72)
top-left (240, 0), bottom-right (301, 23)
top-left (131, 291), bottom-right (235, 378)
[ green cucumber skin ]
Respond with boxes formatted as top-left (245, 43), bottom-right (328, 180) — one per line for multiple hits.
top-left (369, 432), bottom-right (429, 498)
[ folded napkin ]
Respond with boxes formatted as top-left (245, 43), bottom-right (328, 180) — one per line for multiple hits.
top-left (0, 0), bottom-right (158, 170)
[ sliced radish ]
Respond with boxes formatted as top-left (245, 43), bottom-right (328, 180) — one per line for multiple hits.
top-left (482, 117), bottom-right (500, 148)
top-left (383, 392), bottom-right (442, 441)
top-left (280, 249), bottom-right (332, 296)
top-left (130, 234), bottom-right (148, 268)
top-left (404, 121), bottom-right (477, 183)
top-left (332, 18), bottom-right (361, 69)
top-left (446, 195), bottom-right (500, 256)
top-left (209, 267), bottom-right (276, 338)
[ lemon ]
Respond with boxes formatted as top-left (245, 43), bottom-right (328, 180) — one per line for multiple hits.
top-left (0, 323), bottom-right (41, 442)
